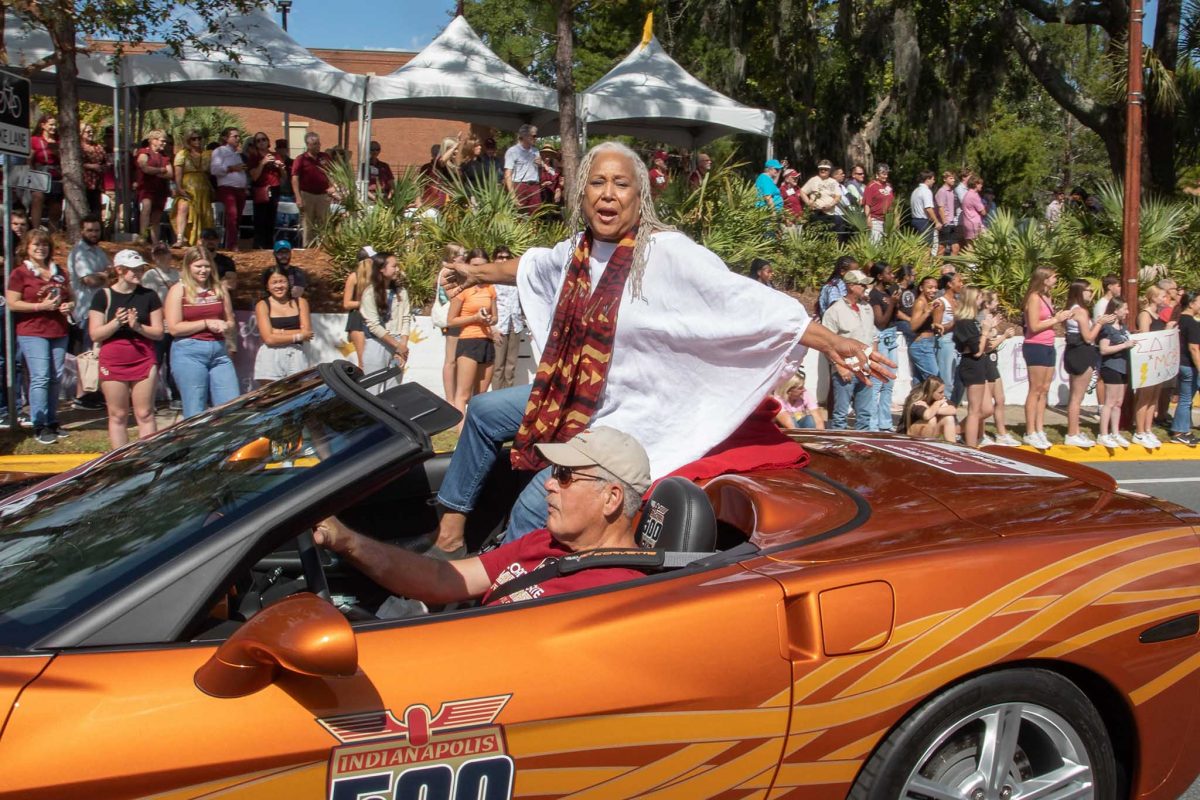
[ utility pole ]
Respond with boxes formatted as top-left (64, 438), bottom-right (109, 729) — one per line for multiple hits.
top-left (278, 1), bottom-right (293, 156)
top-left (1121, 0), bottom-right (1144, 297)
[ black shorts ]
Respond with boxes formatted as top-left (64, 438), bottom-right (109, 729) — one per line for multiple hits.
top-left (957, 355), bottom-right (988, 387)
top-left (456, 338), bottom-right (495, 363)
top-left (1022, 342), bottom-right (1056, 368)
top-left (939, 224), bottom-right (960, 245)
top-left (985, 351), bottom-right (1000, 382)
top-left (1064, 343), bottom-right (1099, 376)
top-left (1100, 366), bottom-right (1128, 385)
top-left (344, 309), bottom-right (365, 333)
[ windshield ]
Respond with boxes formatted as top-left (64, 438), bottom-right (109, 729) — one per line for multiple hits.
top-left (0, 371), bottom-right (393, 648)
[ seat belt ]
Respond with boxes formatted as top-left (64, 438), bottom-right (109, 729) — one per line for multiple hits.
top-left (485, 549), bottom-right (714, 603)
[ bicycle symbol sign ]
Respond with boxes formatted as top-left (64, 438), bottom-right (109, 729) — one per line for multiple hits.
top-left (0, 70), bottom-right (30, 158)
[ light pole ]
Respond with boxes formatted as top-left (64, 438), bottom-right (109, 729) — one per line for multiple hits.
top-left (278, 1), bottom-right (292, 156)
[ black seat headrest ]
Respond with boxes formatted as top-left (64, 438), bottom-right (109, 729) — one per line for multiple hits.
top-left (636, 477), bottom-right (718, 553)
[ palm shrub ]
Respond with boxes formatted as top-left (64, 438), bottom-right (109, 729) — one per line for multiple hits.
top-left (775, 227), bottom-right (840, 290)
top-left (843, 228), bottom-right (943, 279)
top-left (420, 172), bottom-right (554, 257)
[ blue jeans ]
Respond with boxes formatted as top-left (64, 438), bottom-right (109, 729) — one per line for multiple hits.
top-left (170, 337), bottom-right (239, 418)
top-left (18, 335), bottom-right (67, 428)
top-left (1172, 364), bottom-right (1197, 434)
top-left (909, 335), bottom-right (938, 385)
top-left (436, 384), bottom-right (548, 541)
top-left (875, 327), bottom-right (899, 430)
top-left (936, 332), bottom-right (958, 399)
top-left (796, 413), bottom-right (817, 429)
top-left (830, 372), bottom-right (879, 430)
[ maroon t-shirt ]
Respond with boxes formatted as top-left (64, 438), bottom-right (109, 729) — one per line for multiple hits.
top-left (477, 529), bottom-right (645, 606)
top-left (862, 179), bottom-right (895, 221)
top-left (292, 151), bottom-right (331, 195)
top-left (6, 263), bottom-right (72, 338)
top-left (137, 147), bottom-right (170, 198)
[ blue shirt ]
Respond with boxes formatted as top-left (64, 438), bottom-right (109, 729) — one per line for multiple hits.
top-left (755, 172), bottom-right (783, 211)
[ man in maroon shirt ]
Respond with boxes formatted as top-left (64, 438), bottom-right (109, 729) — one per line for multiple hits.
top-left (315, 427), bottom-right (652, 608)
top-left (289, 131), bottom-right (335, 247)
top-left (648, 150), bottom-right (669, 197)
top-left (861, 162), bottom-right (894, 244)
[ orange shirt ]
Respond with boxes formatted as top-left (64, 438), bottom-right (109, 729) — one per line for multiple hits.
top-left (458, 285), bottom-right (496, 340)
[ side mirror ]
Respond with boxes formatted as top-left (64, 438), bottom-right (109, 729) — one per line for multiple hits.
top-left (225, 437), bottom-right (271, 468)
top-left (194, 592), bottom-right (357, 698)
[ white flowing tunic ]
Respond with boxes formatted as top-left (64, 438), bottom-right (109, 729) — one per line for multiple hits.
top-left (517, 230), bottom-right (811, 478)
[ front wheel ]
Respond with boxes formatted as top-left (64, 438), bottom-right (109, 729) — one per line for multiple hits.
top-left (848, 668), bottom-right (1118, 800)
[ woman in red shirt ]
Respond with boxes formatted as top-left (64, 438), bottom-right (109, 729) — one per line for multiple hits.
top-left (136, 130), bottom-right (172, 246)
top-left (164, 247), bottom-right (238, 418)
top-left (29, 114), bottom-right (63, 231)
top-left (80, 122), bottom-right (108, 216)
top-left (247, 131), bottom-right (285, 249)
top-left (4, 229), bottom-right (74, 444)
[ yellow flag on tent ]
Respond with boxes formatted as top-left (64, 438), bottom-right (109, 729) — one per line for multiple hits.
top-left (641, 12), bottom-right (654, 47)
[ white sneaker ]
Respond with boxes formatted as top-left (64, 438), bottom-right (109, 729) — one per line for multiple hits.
top-left (1112, 432), bottom-right (1131, 448)
top-left (1096, 433), bottom-right (1118, 449)
top-left (1132, 432), bottom-right (1158, 449)
top-left (994, 432), bottom-right (1021, 447)
top-left (1147, 433), bottom-right (1163, 449)
top-left (979, 434), bottom-right (995, 446)
top-left (1036, 431), bottom-right (1053, 450)
top-left (1023, 433), bottom-right (1044, 449)
top-left (1064, 433), bottom-right (1095, 448)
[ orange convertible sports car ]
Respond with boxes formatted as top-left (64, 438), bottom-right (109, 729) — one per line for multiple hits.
top-left (1, 362), bottom-right (1199, 800)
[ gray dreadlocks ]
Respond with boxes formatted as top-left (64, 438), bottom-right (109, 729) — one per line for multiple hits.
top-left (566, 141), bottom-right (677, 300)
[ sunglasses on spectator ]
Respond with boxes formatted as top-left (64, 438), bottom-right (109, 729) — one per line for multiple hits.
top-left (550, 465), bottom-right (605, 487)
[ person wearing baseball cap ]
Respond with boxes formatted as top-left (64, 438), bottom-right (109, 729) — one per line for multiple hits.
top-left (315, 426), bottom-right (650, 605)
top-left (821, 268), bottom-right (879, 431)
top-left (756, 159), bottom-right (784, 211)
top-left (800, 159), bottom-right (842, 233)
top-left (88, 248), bottom-right (165, 449)
top-left (262, 239), bottom-right (307, 299)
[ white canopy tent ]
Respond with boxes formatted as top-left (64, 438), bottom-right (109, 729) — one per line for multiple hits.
top-left (3, 13), bottom-right (120, 105)
top-left (120, 8), bottom-right (367, 126)
top-left (365, 15), bottom-right (557, 130)
top-left (579, 35), bottom-right (775, 149)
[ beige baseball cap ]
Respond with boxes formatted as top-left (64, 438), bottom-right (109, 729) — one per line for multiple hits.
top-left (536, 427), bottom-right (652, 495)
top-left (843, 269), bottom-right (873, 286)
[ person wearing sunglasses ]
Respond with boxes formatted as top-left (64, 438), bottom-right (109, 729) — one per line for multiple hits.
top-left (173, 130), bottom-right (213, 247)
top-left (315, 426), bottom-right (651, 602)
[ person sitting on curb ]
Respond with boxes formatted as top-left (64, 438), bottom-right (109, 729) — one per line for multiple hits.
top-left (314, 426), bottom-right (651, 606)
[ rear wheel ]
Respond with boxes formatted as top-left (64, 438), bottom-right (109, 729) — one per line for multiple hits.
top-left (848, 668), bottom-right (1117, 800)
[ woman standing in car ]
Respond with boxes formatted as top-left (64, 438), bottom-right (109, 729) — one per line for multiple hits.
top-left (89, 250), bottom-right (164, 448)
top-left (165, 247), bottom-right (238, 418)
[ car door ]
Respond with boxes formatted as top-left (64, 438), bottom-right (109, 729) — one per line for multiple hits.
top-left (0, 563), bottom-right (792, 800)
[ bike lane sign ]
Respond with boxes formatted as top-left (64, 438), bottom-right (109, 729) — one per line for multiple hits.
top-left (0, 70), bottom-right (30, 158)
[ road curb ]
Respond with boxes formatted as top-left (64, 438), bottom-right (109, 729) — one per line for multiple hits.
top-left (0, 454), bottom-right (99, 473)
top-left (1016, 443), bottom-right (1200, 463)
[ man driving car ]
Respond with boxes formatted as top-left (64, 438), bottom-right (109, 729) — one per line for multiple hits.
top-left (315, 427), bottom-right (651, 606)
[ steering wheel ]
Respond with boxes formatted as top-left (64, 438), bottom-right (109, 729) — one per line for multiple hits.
top-left (296, 529), bottom-right (332, 602)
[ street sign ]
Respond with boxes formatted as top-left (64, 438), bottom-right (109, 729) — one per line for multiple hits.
top-left (0, 69), bottom-right (30, 158)
top-left (5, 164), bottom-right (49, 192)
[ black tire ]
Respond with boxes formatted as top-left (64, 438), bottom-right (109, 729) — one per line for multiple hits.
top-left (847, 668), bottom-right (1117, 800)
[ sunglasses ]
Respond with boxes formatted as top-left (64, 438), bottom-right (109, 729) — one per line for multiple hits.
top-left (551, 465), bottom-right (605, 487)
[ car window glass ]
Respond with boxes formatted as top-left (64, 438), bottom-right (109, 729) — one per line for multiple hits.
top-left (0, 373), bottom-right (392, 649)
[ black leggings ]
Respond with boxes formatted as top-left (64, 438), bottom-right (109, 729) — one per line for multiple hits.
top-left (252, 188), bottom-right (280, 249)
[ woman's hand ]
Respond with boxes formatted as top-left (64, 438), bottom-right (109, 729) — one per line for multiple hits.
top-left (1055, 309), bottom-right (1074, 323)
top-left (58, 301), bottom-right (74, 315)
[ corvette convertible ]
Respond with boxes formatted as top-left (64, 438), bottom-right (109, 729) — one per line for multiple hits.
top-left (1, 362), bottom-right (1199, 800)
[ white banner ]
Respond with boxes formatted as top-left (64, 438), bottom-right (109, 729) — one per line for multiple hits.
top-left (1129, 328), bottom-right (1181, 390)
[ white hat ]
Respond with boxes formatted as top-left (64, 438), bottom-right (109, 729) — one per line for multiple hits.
top-left (113, 249), bottom-right (148, 269)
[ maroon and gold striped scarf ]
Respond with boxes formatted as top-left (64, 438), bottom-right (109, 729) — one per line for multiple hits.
top-left (510, 227), bottom-right (637, 471)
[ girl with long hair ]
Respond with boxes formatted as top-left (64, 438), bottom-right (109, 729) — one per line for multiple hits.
top-left (165, 247), bottom-right (238, 417)
top-left (1097, 297), bottom-right (1135, 448)
top-left (447, 248), bottom-right (497, 430)
top-left (907, 276), bottom-right (941, 384)
top-left (341, 247), bottom-right (376, 369)
top-left (253, 265), bottom-right (313, 385)
top-left (88, 250), bottom-right (164, 448)
top-left (899, 377), bottom-right (957, 442)
top-left (29, 114), bottom-right (62, 230)
top-left (1170, 290), bottom-right (1200, 446)
top-left (1022, 266), bottom-right (1072, 449)
top-left (439, 243), bottom-right (467, 401)
top-left (980, 291), bottom-right (1020, 445)
top-left (359, 251), bottom-right (412, 386)
top-left (4, 229), bottom-right (74, 444)
top-left (1133, 286), bottom-right (1174, 448)
top-left (953, 287), bottom-right (995, 447)
top-left (1062, 279), bottom-right (1115, 447)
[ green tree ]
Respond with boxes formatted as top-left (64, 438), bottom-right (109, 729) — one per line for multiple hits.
top-left (141, 107), bottom-right (247, 149)
top-left (0, 0), bottom-right (267, 240)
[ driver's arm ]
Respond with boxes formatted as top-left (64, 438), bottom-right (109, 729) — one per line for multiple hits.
top-left (314, 518), bottom-right (492, 604)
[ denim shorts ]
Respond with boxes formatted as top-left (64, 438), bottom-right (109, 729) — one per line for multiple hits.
top-left (1022, 342), bottom-right (1056, 368)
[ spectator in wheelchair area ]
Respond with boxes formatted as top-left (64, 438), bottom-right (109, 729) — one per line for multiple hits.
top-left (314, 426), bottom-right (652, 608)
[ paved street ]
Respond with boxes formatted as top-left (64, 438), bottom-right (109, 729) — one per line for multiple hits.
top-left (1090, 459), bottom-right (1200, 799)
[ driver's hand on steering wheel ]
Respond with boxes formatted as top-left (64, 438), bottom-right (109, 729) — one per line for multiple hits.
top-left (314, 517), bottom-right (353, 556)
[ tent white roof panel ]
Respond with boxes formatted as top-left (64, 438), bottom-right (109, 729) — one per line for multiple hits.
top-left (367, 15), bottom-right (557, 130)
top-left (580, 36), bottom-right (774, 147)
top-left (3, 14), bottom-right (119, 104)
top-left (121, 8), bottom-right (366, 123)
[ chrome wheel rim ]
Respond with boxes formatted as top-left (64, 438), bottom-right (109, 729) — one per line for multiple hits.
top-left (901, 701), bottom-right (1095, 799)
